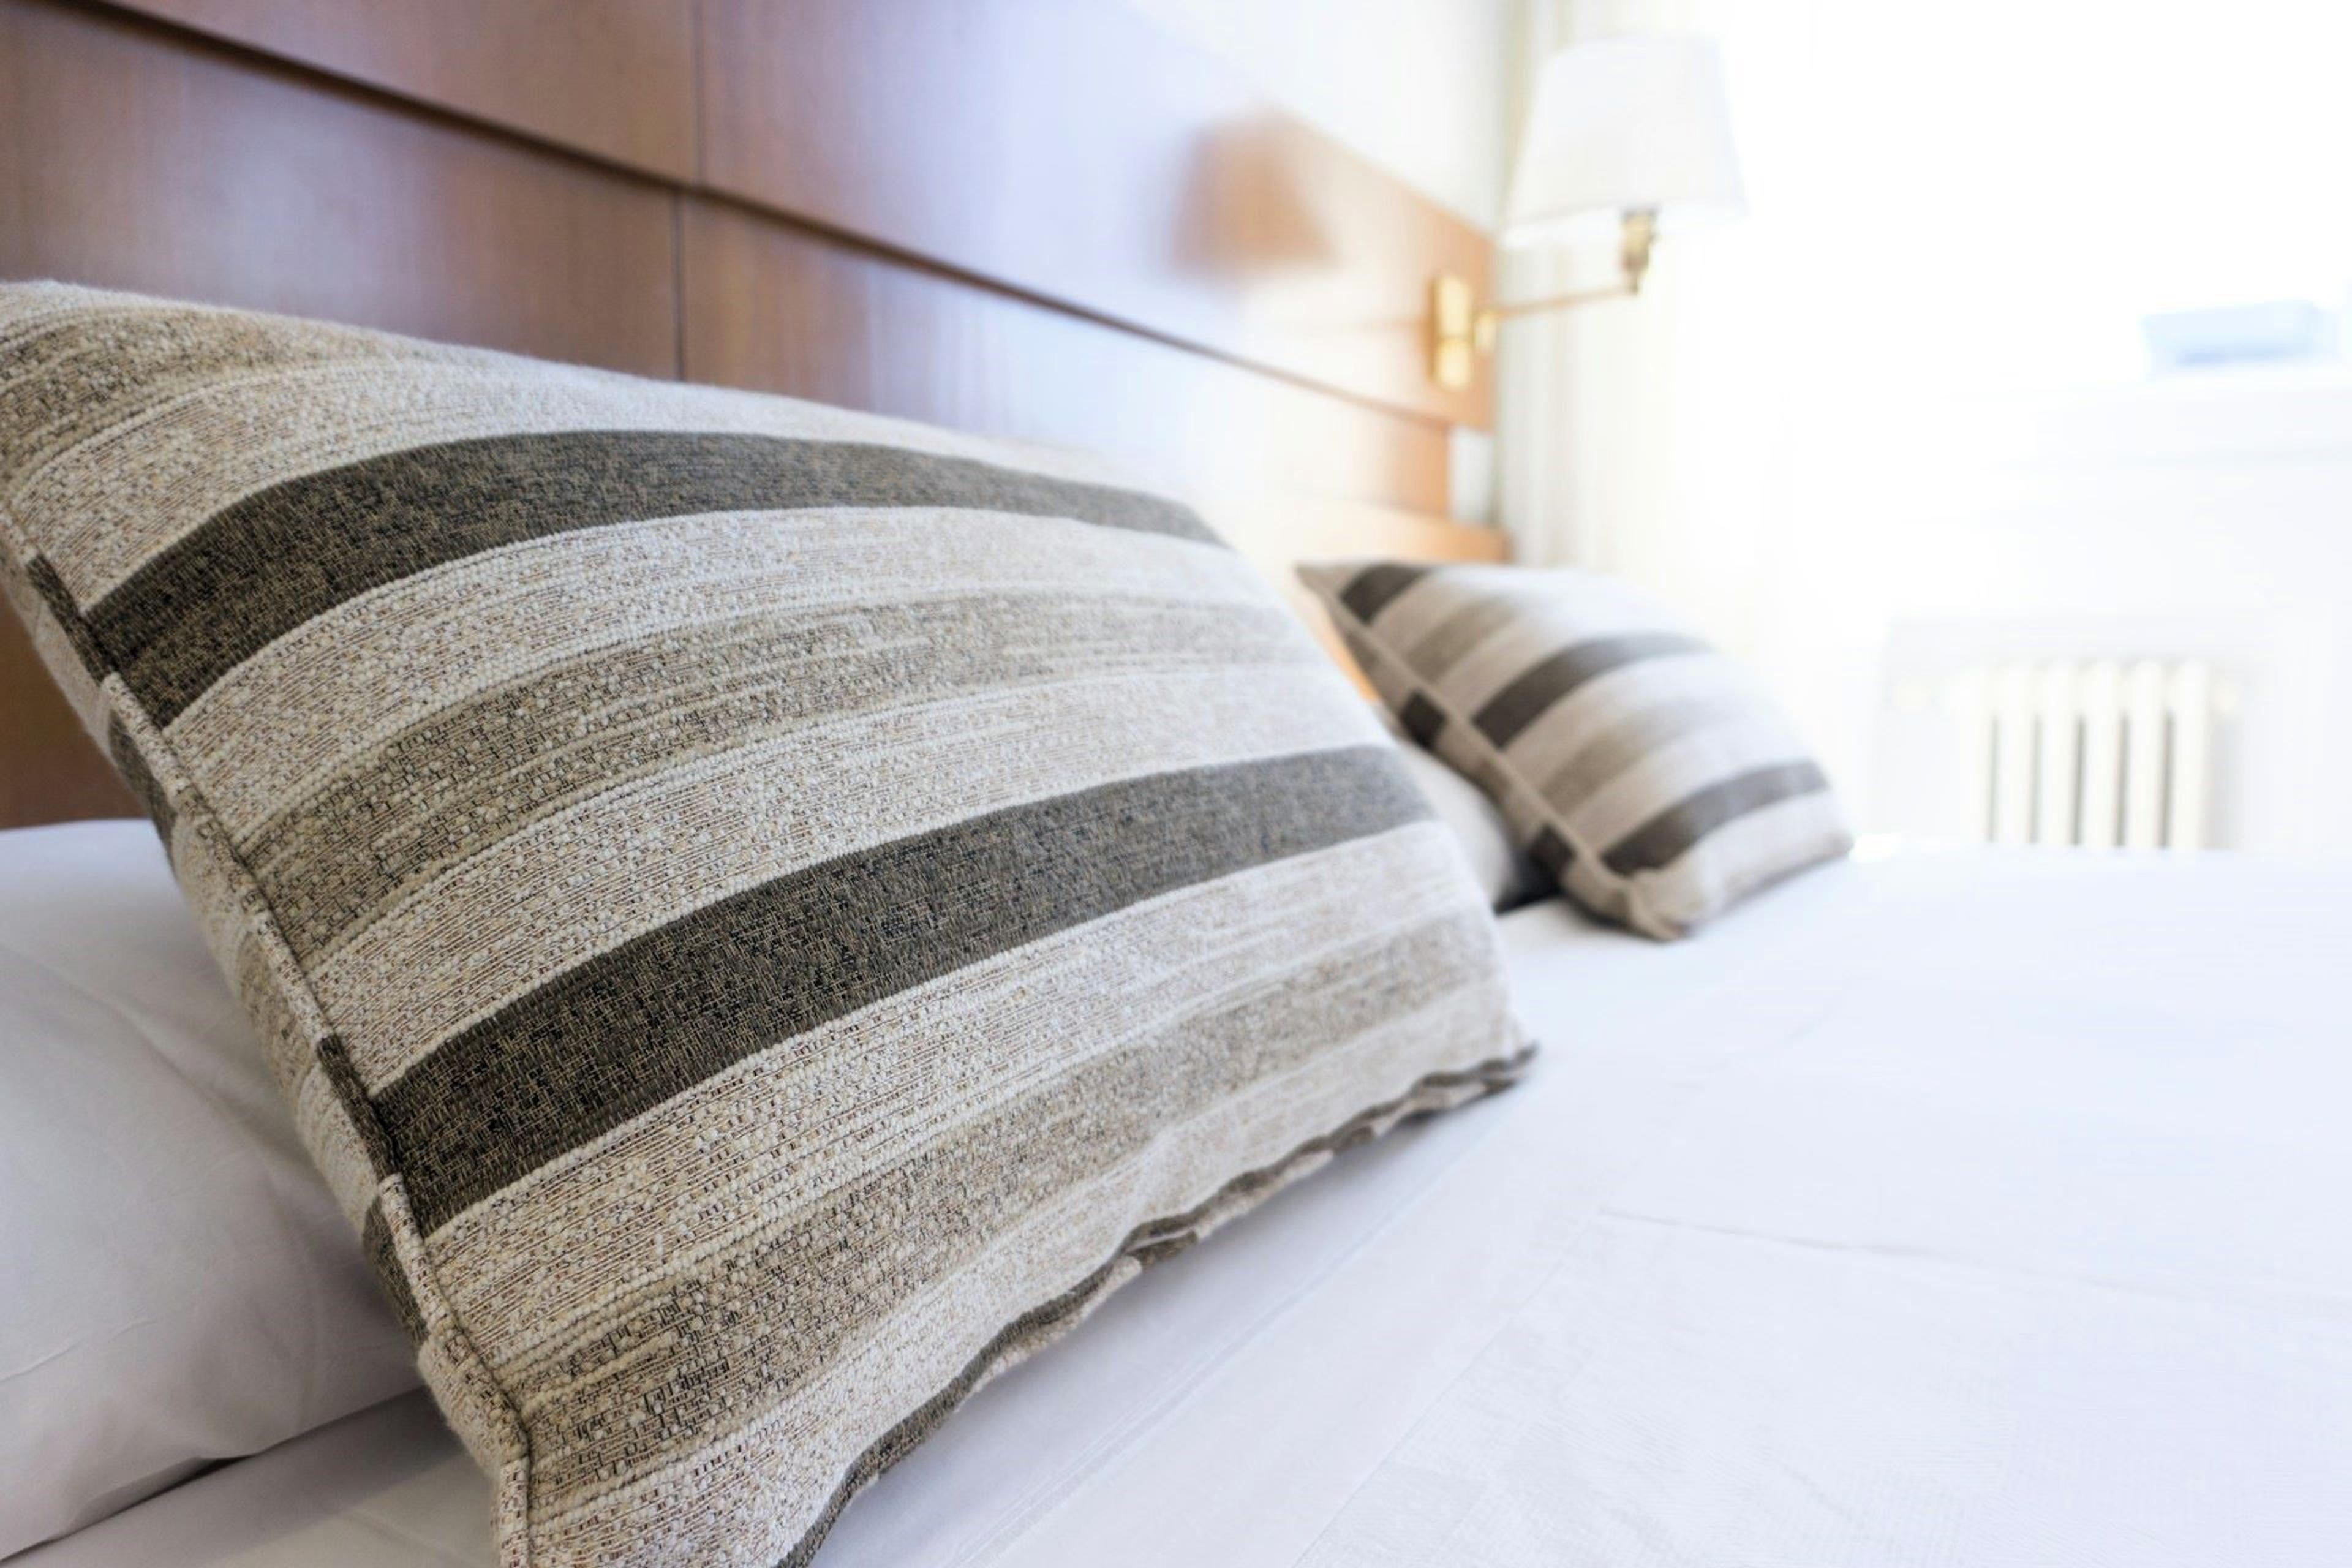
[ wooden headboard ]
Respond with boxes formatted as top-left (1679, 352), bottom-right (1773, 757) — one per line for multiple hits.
top-left (0, 0), bottom-right (1506, 827)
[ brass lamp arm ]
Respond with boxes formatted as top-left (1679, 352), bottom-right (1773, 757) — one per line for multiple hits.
top-left (1427, 208), bottom-right (1659, 388)
top-left (1477, 281), bottom-right (1634, 330)
top-left (1471, 277), bottom-right (1632, 350)
top-left (1485, 206), bottom-right (1658, 323)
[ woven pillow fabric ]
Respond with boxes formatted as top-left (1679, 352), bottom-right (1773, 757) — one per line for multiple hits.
top-left (1301, 559), bottom-right (1850, 938)
top-left (0, 284), bottom-right (1531, 1567)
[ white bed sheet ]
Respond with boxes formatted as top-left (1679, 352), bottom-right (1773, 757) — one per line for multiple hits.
top-left (18, 848), bottom-right (2350, 1567)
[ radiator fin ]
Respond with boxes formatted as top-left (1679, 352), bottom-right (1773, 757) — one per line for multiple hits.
top-left (1971, 656), bottom-right (2219, 850)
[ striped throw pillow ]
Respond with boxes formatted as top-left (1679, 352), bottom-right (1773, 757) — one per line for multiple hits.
top-left (1301, 560), bottom-right (1850, 938)
top-left (0, 284), bottom-right (1530, 1568)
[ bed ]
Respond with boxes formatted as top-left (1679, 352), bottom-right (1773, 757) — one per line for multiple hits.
top-left (15, 832), bottom-right (2346, 1567)
top-left (5, 5), bottom-right (2348, 1562)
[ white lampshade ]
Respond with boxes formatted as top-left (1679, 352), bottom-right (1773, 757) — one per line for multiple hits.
top-left (1504, 35), bottom-right (1746, 249)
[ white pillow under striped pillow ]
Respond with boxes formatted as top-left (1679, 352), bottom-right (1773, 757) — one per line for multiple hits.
top-left (1302, 560), bottom-right (1851, 938)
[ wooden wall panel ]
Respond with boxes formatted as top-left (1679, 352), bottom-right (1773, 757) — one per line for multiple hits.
top-left (48, 0), bottom-right (1496, 426)
top-left (101, 0), bottom-right (698, 178)
top-left (0, 602), bottom-right (138, 826)
top-left (0, 0), bottom-right (679, 375)
top-left (680, 197), bottom-right (1453, 516)
top-left (697, 0), bottom-right (1493, 430)
top-left (679, 198), bottom-right (1502, 692)
top-left (0, 0), bottom-right (1512, 828)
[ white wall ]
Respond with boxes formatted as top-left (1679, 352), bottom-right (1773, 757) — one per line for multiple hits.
top-left (1120, 0), bottom-right (1516, 229)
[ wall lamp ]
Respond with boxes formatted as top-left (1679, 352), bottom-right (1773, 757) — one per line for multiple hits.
top-left (1431, 35), bottom-right (1746, 390)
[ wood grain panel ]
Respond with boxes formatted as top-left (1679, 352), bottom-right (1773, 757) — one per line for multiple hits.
top-left (0, 600), bottom-right (138, 827)
top-left (99, 0), bottom-right (698, 178)
top-left (0, 2), bottom-right (1511, 826)
top-left (0, 0), bottom-right (678, 375)
top-left (680, 197), bottom-right (1453, 515)
top-left (698, 0), bottom-right (1493, 429)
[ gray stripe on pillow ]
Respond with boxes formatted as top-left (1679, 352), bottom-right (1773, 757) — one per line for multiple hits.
top-left (91, 430), bottom-right (1219, 725)
top-left (1398, 690), bottom-right (1448, 748)
top-left (105, 714), bottom-right (175, 844)
top-left (437, 827), bottom-right (1479, 1363)
top-left (21, 554), bottom-right (107, 680)
top-left (1527, 824), bottom-right (1577, 878)
top-left (360, 1200), bottom-right (429, 1346)
top-left (377, 743), bottom-right (1428, 1232)
top-left (1601, 760), bottom-right (1831, 876)
top-left (1337, 560), bottom-right (1432, 624)
top-left (1469, 630), bottom-right (1708, 749)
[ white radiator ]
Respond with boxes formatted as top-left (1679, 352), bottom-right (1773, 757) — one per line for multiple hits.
top-left (1943, 658), bottom-right (2228, 849)
top-left (1875, 625), bottom-right (2261, 851)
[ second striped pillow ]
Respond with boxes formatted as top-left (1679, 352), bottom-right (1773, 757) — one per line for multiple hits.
top-left (1301, 560), bottom-right (1850, 938)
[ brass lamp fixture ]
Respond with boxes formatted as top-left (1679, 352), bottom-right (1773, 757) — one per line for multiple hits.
top-left (1431, 35), bottom-right (1746, 390)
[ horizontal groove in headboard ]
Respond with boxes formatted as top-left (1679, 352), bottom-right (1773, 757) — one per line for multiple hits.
top-left (82, 0), bottom-right (1494, 429)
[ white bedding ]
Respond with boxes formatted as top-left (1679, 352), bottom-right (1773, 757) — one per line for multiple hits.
top-left (17, 848), bottom-right (2349, 1567)
top-left (0, 823), bottom-right (415, 1555)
